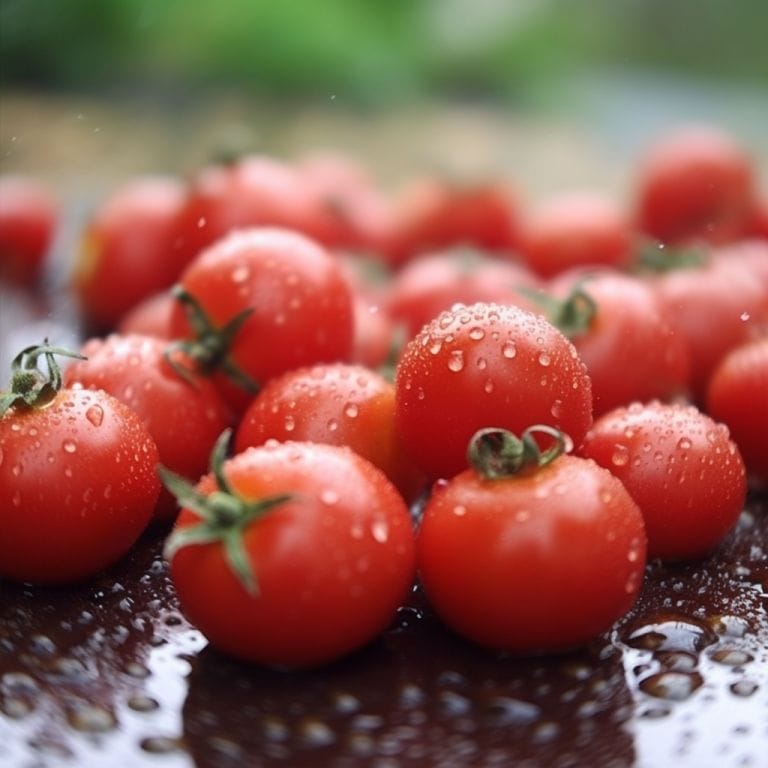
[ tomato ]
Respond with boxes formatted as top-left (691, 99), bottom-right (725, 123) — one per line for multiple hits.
top-left (750, 195), bottom-right (768, 239)
top-left (386, 248), bottom-right (541, 340)
top-left (0, 344), bottom-right (160, 584)
top-left (416, 427), bottom-right (646, 653)
top-left (634, 125), bottom-right (756, 246)
top-left (169, 227), bottom-right (355, 413)
top-left (519, 191), bottom-right (633, 278)
top-left (394, 301), bottom-right (593, 482)
top-left (236, 362), bottom-right (425, 502)
top-left (652, 255), bottom-right (768, 401)
top-left (546, 270), bottom-right (690, 415)
top-left (0, 175), bottom-right (57, 286)
top-left (705, 337), bottom-right (768, 486)
top-left (385, 178), bottom-right (521, 267)
top-left (116, 290), bottom-right (175, 339)
top-left (71, 176), bottom-right (187, 333)
top-left (578, 401), bottom-right (747, 560)
top-left (163, 436), bottom-right (416, 667)
top-left (63, 333), bottom-right (234, 523)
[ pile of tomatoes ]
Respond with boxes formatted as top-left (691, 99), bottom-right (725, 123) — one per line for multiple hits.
top-left (1, 123), bottom-right (767, 668)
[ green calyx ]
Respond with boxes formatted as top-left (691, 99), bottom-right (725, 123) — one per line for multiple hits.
top-left (0, 341), bottom-right (86, 416)
top-left (160, 429), bottom-right (292, 595)
top-left (467, 425), bottom-right (568, 480)
top-left (521, 283), bottom-right (597, 339)
top-left (164, 285), bottom-right (259, 394)
top-left (635, 240), bottom-right (706, 272)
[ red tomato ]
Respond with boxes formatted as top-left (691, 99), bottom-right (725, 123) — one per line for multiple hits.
top-left (116, 290), bottom-right (175, 339)
top-left (546, 270), bottom-right (690, 415)
top-left (0, 175), bottom-right (57, 286)
top-left (64, 334), bottom-right (234, 523)
top-left (634, 125), bottom-right (756, 246)
top-left (169, 227), bottom-right (355, 413)
top-left (72, 176), bottom-right (187, 332)
top-left (0, 344), bottom-right (160, 584)
top-left (236, 363), bottom-right (425, 502)
top-left (164, 439), bottom-right (416, 667)
top-left (417, 428), bottom-right (646, 653)
top-left (385, 178), bottom-right (521, 267)
top-left (652, 255), bottom-right (768, 401)
top-left (394, 302), bottom-right (593, 481)
top-left (579, 401), bottom-right (747, 560)
top-left (750, 195), bottom-right (768, 239)
top-left (519, 191), bottom-right (633, 278)
top-left (705, 337), bottom-right (768, 486)
top-left (387, 249), bottom-right (541, 340)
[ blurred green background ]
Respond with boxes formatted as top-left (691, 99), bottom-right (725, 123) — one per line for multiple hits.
top-left (2, 0), bottom-right (767, 106)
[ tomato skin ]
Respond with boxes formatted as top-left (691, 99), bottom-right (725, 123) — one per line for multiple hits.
top-left (63, 334), bottom-right (234, 523)
top-left (116, 290), bottom-right (175, 339)
top-left (705, 337), bottom-right (768, 485)
top-left (548, 270), bottom-right (690, 415)
top-left (168, 441), bottom-right (416, 668)
top-left (72, 176), bottom-right (187, 333)
top-left (519, 191), bottom-right (633, 278)
top-left (417, 454), bottom-right (646, 653)
top-left (395, 302), bottom-right (593, 481)
top-left (0, 175), bottom-right (57, 286)
top-left (236, 363), bottom-right (425, 502)
top-left (0, 388), bottom-right (160, 584)
top-left (634, 126), bottom-right (756, 246)
top-left (170, 227), bottom-right (355, 411)
top-left (579, 401), bottom-right (747, 560)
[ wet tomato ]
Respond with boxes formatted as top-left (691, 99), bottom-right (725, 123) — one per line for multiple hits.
top-left (579, 400), bottom-right (747, 560)
top-left (163, 436), bottom-right (416, 668)
top-left (394, 301), bottom-right (593, 482)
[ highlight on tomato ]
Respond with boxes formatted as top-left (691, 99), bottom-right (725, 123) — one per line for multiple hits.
top-left (0, 342), bottom-right (160, 584)
top-left (416, 426), bottom-right (647, 653)
top-left (161, 433), bottom-right (416, 668)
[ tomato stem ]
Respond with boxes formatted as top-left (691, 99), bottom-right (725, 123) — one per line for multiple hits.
top-left (0, 341), bottom-right (86, 415)
top-left (160, 428), bottom-right (292, 595)
top-left (467, 425), bottom-right (568, 479)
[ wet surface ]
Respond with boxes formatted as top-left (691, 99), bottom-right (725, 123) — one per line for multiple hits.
top-left (1, 493), bottom-right (766, 768)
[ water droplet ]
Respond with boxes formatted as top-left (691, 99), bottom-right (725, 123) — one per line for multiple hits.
top-left (140, 736), bottom-right (183, 754)
top-left (67, 703), bottom-right (117, 732)
top-left (299, 718), bottom-right (336, 746)
top-left (483, 379), bottom-right (494, 394)
top-left (625, 618), bottom-right (717, 653)
top-left (127, 695), bottom-right (159, 712)
top-left (468, 326), bottom-right (485, 340)
top-left (502, 340), bottom-right (517, 359)
top-left (739, 311), bottom-right (750, 321)
top-left (428, 339), bottom-right (443, 355)
top-left (62, 439), bottom-right (77, 454)
top-left (639, 671), bottom-right (703, 701)
top-left (730, 680), bottom-right (759, 697)
top-left (344, 403), bottom-right (359, 419)
top-left (711, 649), bottom-right (754, 666)
top-left (327, 418), bottom-right (339, 432)
top-left (371, 520), bottom-right (389, 543)
top-left (284, 415), bottom-right (295, 432)
top-left (677, 436), bottom-right (692, 450)
top-left (550, 399), bottom-right (563, 419)
top-left (320, 489), bottom-right (339, 505)
top-left (453, 504), bottom-right (467, 517)
top-left (447, 350), bottom-right (465, 372)
top-left (538, 352), bottom-right (551, 367)
top-left (84, 404), bottom-right (104, 427)
top-left (196, 216), bottom-right (207, 229)
top-left (611, 444), bottom-right (629, 466)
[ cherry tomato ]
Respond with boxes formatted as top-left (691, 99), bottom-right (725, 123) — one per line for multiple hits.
top-left (634, 125), bottom-right (756, 246)
top-left (579, 401), bottom-right (747, 560)
top-left (417, 427), bottom-right (646, 653)
top-left (705, 337), bottom-right (768, 486)
top-left (163, 437), bottom-right (416, 668)
top-left (0, 175), bottom-right (57, 286)
top-left (546, 270), bottom-right (690, 415)
top-left (394, 302), bottom-right (593, 482)
top-left (64, 334), bottom-right (234, 523)
top-left (519, 191), bottom-right (633, 278)
top-left (0, 344), bottom-right (160, 584)
top-left (387, 248), bottom-right (541, 340)
top-left (236, 362), bottom-right (425, 502)
top-left (72, 176), bottom-right (187, 333)
top-left (116, 290), bottom-right (175, 339)
top-left (169, 227), bottom-right (355, 413)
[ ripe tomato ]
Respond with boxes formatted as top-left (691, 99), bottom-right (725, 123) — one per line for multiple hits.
top-left (519, 191), bottom-right (633, 278)
top-left (394, 302), bottom-right (593, 482)
top-left (385, 177), bottom-right (521, 267)
top-left (63, 334), bottom-right (234, 523)
top-left (0, 175), bottom-right (57, 286)
top-left (705, 337), bottom-right (768, 486)
top-left (417, 427), bottom-right (646, 653)
top-left (386, 248), bottom-right (541, 340)
top-left (546, 270), bottom-right (690, 415)
top-left (71, 176), bottom-right (187, 333)
top-left (236, 362), bottom-right (425, 502)
top-left (634, 125), bottom-right (756, 246)
top-left (579, 401), bottom-right (747, 560)
top-left (163, 437), bottom-right (416, 668)
top-left (169, 227), bottom-right (355, 413)
top-left (0, 344), bottom-right (160, 584)
top-left (116, 290), bottom-right (175, 339)
top-left (652, 255), bottom-right (768, 401)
